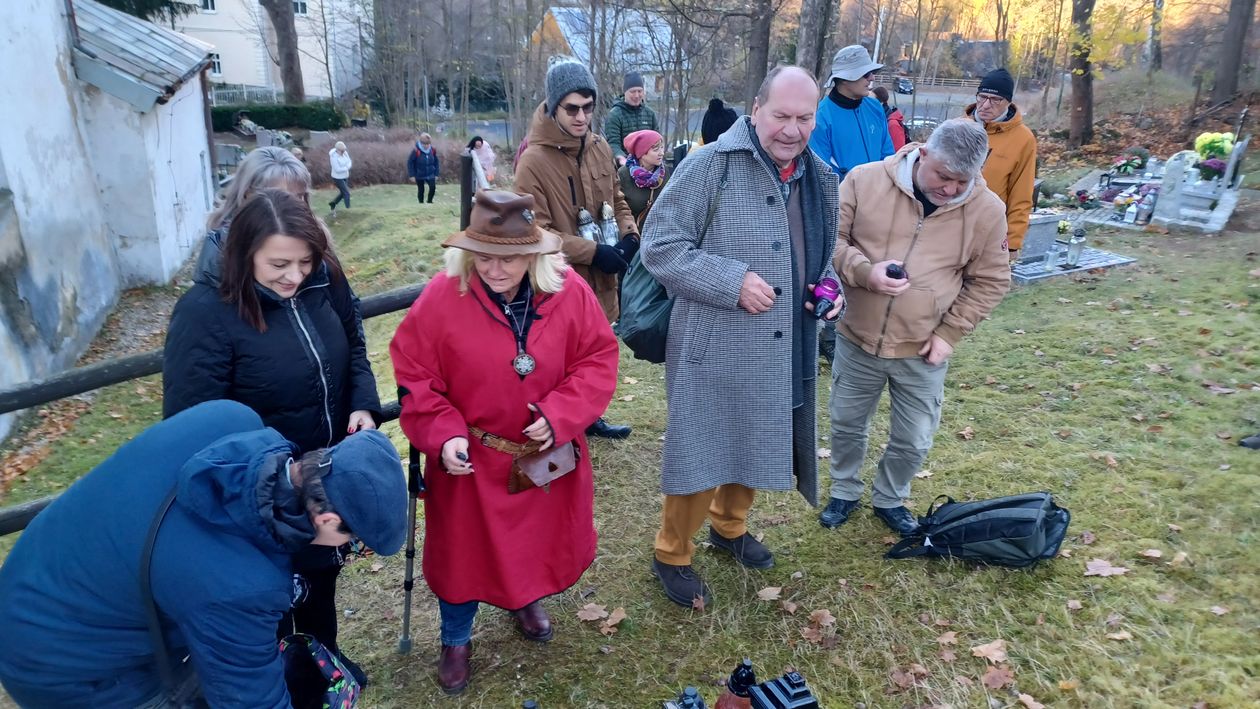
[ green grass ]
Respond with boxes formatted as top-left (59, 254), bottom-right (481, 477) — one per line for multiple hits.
top-left (3, 185), bottom-right (1259, 708)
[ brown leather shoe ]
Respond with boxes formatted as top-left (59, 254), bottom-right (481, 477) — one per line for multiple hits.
top-left (437, 642), bottom-right (472, 695)
top-left (511, 600), bottom-right (554, 642)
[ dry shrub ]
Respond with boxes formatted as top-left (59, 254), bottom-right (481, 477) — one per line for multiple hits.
top-left (306, 130), bottom-right (465, 187)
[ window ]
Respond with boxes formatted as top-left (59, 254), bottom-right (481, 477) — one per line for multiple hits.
top-left (293, 0), bottom-right (308, 14)
top-left (209, 53), bottom-right (222, 77)
top-left (200, 0), bottom-right (216, 11)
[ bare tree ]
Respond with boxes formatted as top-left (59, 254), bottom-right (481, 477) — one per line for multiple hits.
top-left (797, 0), bottom-right (837, 79)
top-left (259, 0), bottom-right (306, 102)
top-left (744, 0), bottom-right (776, 111)
top-left (1211, 0), bottom-right (1254, 102)
top-left (1147, 0), bottom-right (1163, 72)
top-left (1068, 0), bottom-right (1096, 148)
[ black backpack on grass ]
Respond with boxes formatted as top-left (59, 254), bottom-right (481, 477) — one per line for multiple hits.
top-left (886, 492), bottom-right (1070, 568)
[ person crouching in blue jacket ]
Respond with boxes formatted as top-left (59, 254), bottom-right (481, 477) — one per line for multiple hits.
top-left (0, 400), bottom-right (406, 708)
top-left (809, 44), bottom-right (894, 182)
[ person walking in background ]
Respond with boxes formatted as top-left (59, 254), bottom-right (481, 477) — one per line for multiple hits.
top-left (964, 68), bottom-right (1038, 261)
top-left (641, 66), bottom-right (843, 608)
top-left (163, 189), bottom-right (382, 687)
top-left (700, 96), bottom-right (739, 145)
top-left (515, 59), bottom-right (639, 440)
top-left (819, 119), bottom-right (1010, 536)
top-left (407, 132), bottom-right (440, 204)
top-left (618, 129), bottom-right (670, 229)
top-left (466, 135), bottom-right (498, 184)
top-left (328, 141), bottom-right (352, 215)
top-left (872, 86), bottom-right (907, 150)
top-left (811, 44), bottom-right (896, 363)
top-left (605, 71), bottom-right (660, 167)
top-left (391, 191), bottom-right (619, 695)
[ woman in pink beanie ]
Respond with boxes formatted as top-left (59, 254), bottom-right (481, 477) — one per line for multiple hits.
top-left (617, 129), bottom-right (670, 228)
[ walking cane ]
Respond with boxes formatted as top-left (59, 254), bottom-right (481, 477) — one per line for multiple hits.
top-left (397, 389), bottom-right (425, 655)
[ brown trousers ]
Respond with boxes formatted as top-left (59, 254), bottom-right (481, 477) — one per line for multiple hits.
top-left (653, 484), bottom-right (756, 565)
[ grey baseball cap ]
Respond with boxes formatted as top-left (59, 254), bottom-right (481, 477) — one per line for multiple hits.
top-left (827, 45), bottom-right (883, 84)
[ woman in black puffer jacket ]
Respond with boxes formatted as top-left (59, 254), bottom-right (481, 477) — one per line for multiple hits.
top-left (162, 188), bottom-right (382, 687)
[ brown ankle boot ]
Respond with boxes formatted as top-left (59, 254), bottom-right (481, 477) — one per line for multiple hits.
top-left (437, 642), bottom-right (472, 695)
top-left (511, 600), bottom-right (554, 642)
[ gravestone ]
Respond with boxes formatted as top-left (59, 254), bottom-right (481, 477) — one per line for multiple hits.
top-left (1152, 137), bottom-right (1248, 233)
top-left (308, 130), bottom-right (333, 148)
top-left (255, 128), bottom-right (275, 147)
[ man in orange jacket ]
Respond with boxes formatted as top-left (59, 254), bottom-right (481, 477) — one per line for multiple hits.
top-left (964, 68), bottom-right (1037, 261)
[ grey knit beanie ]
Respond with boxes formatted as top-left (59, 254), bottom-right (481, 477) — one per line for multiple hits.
top-left (546, 60), bottom-right (598, 116)
top-left (623, 71), bottom-right (645, 92)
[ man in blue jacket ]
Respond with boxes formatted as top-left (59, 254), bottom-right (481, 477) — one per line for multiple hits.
top-left (0, 400), bottom-right (407, 708)
top-left (407, 131), bottom-right (440, 204)
top-left (809, 44), bottom-right (895, 362)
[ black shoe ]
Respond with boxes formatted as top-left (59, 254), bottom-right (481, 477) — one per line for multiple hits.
top-left (336, 650), bottom-right (368, 689)
top-left (873, 505), bottom-right (921, 536)
top-left (1241, 433), bottom-right (1260, 450)
top-left (652, 558), bottom-right (712, 608)
top-left (819, 497), bottom-right (861, 528)
top-left (708, 527), bottom-right (774, 569)
top-left (586, 417), bottom-right (631, 439)
top-left (819, 343), bottom-right (835, 364)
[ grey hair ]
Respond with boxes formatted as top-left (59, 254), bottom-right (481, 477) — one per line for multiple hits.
top-left (755, 65), bottom-right (819, 105)
top-left (923, 118), bottom-right (989, 177)
top-left (207, 146), bottom-right (310, 229)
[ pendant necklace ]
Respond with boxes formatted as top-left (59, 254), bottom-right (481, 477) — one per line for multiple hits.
top-left (504, 297), bottom-right (536, 377)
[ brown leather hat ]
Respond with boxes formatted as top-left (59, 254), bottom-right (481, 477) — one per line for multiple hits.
top-left (442, 190), bottom-right (562, 255)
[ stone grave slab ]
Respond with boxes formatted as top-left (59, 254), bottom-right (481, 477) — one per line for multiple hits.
top-left (1012, 244), bottom-right (1137, 284)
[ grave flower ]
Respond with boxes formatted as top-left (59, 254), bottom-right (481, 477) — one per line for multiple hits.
top-left (1112, 154), bottom-right (1142, 175)
top-left (1197, 157), bottom-right (1227, 181)
top-left (1194, 132), bottom-right (1234, 160)
top-left (1057, 219), bottom-right (1072, 235)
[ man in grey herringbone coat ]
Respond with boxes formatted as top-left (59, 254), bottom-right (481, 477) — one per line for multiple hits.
top-left (641, 66), bottom-right (843, 608)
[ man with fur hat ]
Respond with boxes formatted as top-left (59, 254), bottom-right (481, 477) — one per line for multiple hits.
top-left (515, 59), bottom-right (638, 440)
top-left (964, 68), bottom-right (1038, 260)
top-left (0, 400), bottom-right (407, 708)
top-left (605, 71), bottom-right (660, 167)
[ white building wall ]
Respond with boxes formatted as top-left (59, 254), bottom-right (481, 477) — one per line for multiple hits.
top-left (0, 0), bottom-right (120, 439)
top-left (176, 0), bottom-right (272, 88)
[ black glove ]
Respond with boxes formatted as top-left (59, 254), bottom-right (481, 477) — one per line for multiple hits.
top-left (614, 234), bottom-right (640, 263)
top-left (592, 244), bottom-right (629, 274)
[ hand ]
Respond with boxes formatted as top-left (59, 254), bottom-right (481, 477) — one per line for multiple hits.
top-left (617, 155), bottom-right (627, 167)
top-left (614, 234), bottom-right (640, 264)
top-left (408, 176), bottom-right (416, 183)
top-left (866, 259), bottom-right (911, 296)
top-left (918, 334), bottom-right (954, 366)
top-left (803, 283), bottom-right (845, 321)
top-left (523, 404), bottom-right (554, 451)
top-left (738, 271), bottom-right (775, 314)
top-left (347, 410), bottom-right (376, 434)
top-left (440, 437), bottom-right (474, 475)
top-left (592, 244), bottom-right (629, 274)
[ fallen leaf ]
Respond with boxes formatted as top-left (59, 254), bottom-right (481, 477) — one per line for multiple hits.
top-left (1085, 559), bottom-right (1130, 577)
top-left (1170, 551), bottom-right (1192, 567)
top-left (1105, 612), bottom-right (1124, 627)
top-left (599, 623), bottom-right (618, 636)
top-left (1058, 548), bottom-right (1074, 558)
top-left (619, 394), bottom-right (636, 402)
top-left (622, 376), bottom-right (639, 384)
top-left (605, 607), bottom-right (627, 627)
top-left (1209, 605), bottom-right (1230, 616)
top-left (1131, 413), bottom-right (1146, 422)
top-left (889, 667), bottom-right (915, 690)
top-left (1250, 268), bottom-right (1260, 278)
top-left (1067, 599), bottom-right (1083, 611)
top-left (908, 663), bottom-right (930, 678)
top-left (934, 618), bottom-right (952, 627)
top-left (982, 664), bottom-right (1015, 689)
top-left (1146, 363), bottom-right (1172, 375)
top-left (599, 644), bottom-right (613, 654)
top-left (1167, 523), bottom-right (1182, 532)
top-left (1141, 549), bottom-right (1164, 559)
top-left (576, 603), bottom-right (608, 621)
top-left (756, 586), bottom-right (782, 601)
top-left (369, 562), bottom-right (384, 573)
top-left (816, 447), bottom-right (831, 459)
top-left (1145, 425), bottom-right (1164, 433)
top-left (1219, 464), bottom-right (1231, 471)
top-left (970, 638), bottom-right (1008, 664)
top-left (1018, 694), bottom-right (1047, 709)
top-left (1106, 455), bottom-right (1119, 468)
top-left (1105, 631), bottom-right (1133, 641)
top-left (954, 675), bottom-right (974, 687)
top-left (985, 375), bottom-right (998, 385)
top-left (957, 426), bottom-right (975, 440)
top-left (1036, 613), bottom-right (1046, 625)
top-left (781, 600), bottom-right (798, 614)
top-left (937, 631), bottom-right (958, 646)
top-left (1013, 329), bottom-right (1026, 334)
top-left (939, 648), bottom-right (957, 662)
top-left (809, 609), bottom-right (836, 627)
top-left (1198, 327), bottom-right (1212, 335)
top-left (1080, 531), bottom-right (1097, 545)
top-left (1215, 432), bottom-right (1233, 440)
top-left (914, 469), bottom-right (934, 478)
top-left (691, 595), bottom-right (706, 612)
top-left (1157, 410), bottom-right (1173, 418)
top-left (790, 570), bottom-right (804, 580)
top-left (800, 626), bottom-right (823, 643)
top-left (881, 535), bottom-right (899, 546)
top-left (1035, 349), bottom-right (1046, 357)
top-left (1056, 429), bottom-right (1072, 439)
top-left (1059, 678), bottom-right (1080, 691)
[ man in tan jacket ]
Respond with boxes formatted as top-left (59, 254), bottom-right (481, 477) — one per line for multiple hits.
top-left (515, 59), bottom-right (639, 439)
top-left (819, 118), bottom-right (1011, 535)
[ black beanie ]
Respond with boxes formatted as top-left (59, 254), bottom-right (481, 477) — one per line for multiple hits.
top-left (978, 68), bottom-right (1014, 102)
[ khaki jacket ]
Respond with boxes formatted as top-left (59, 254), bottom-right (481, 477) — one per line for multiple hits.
top-left (966, 104), bottom-right (1038, 251)
top-left (834, 144), bottom-right (1011, 358)
top-left (514, 102), bottom-right (637, 321)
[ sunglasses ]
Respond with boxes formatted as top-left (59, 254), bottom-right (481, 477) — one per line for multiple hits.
top-left (560, 101), bottom-right (596, 117)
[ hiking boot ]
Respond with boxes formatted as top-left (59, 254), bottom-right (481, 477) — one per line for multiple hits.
top-left (652, 558), bottom-right (712, 608)
top-left (873, 505), bottom-right (920, 536)
top-left (708, 527), bottom-right (774, 569)
top-left (819, 497), bottom-right (861, 528)
top-left (511, 600), bottom-right (553, 643)
top-left (586, 417), bottom-right (631, 439)
top-left (437, 642), bottom-right (472, 695)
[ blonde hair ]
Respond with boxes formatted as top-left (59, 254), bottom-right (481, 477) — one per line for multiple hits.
top-left (208, 146), bottom-right (311, 229)
top-left (443, 248), bottom-right (568, 294)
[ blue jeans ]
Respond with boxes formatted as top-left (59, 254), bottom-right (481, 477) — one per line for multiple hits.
top-left (439, 599), bottom-right (479, 646)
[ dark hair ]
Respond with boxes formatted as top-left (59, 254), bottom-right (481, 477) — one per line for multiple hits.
top-left (466, 136), bottom-right (484, 150)
top-left (219, 189), bottom-right (343, 332)
top-left (872, 86), bottom-right (890, 104)
top-left (294, 450), bottom-right (353, 534)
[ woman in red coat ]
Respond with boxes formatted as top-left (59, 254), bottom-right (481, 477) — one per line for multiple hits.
top-left (390, 190), bottom-right (619, 696)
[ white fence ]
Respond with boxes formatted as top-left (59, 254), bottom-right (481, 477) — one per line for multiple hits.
top-left (210, 86), bottom-right (283, 106)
